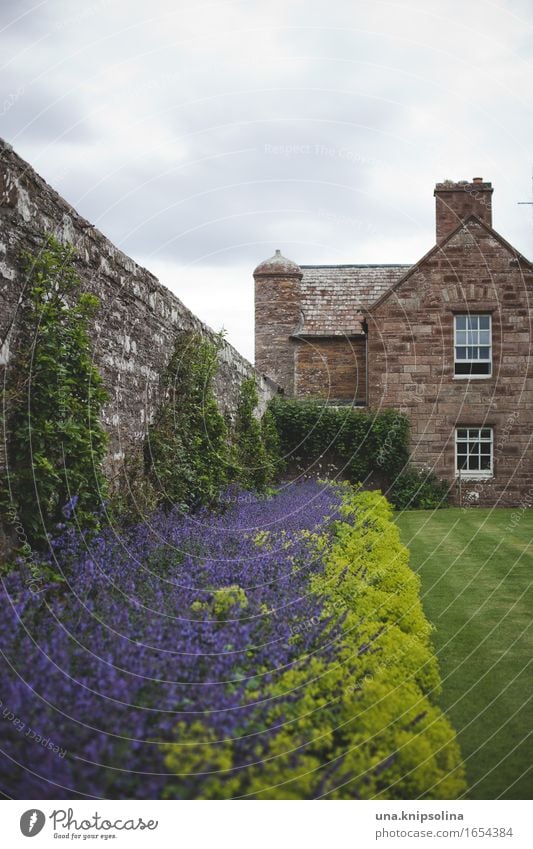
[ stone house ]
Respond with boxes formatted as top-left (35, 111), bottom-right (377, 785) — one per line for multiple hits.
top-left (254, 179), bottom-right (533, 505)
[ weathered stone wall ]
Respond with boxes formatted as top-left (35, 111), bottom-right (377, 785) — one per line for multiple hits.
top-left (367, 220), bottom-right (533, 506)
top-left (0, 138), bottom-right (279, 479)
top-left (294, 336), bottom-right (366, 403)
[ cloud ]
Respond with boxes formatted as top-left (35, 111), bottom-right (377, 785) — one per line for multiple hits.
top-left (1, 0), bottom-right (532, 357)
top-left (145, 258), bottom-right (256, 361)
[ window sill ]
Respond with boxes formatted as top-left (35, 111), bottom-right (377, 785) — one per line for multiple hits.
top-left (453, 374), bottom-right (492, 380)
top-left (455, 473), bottom-right (493, 481)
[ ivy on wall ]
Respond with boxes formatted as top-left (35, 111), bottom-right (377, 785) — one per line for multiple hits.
top-left (145, 333), bottom-right (279, 513)
top-left (231, 377), bottom-right (283, 491)
top-left (145, 331), bottom-right (230, 511)
top-left (1, 236), bottom-right (108, 549)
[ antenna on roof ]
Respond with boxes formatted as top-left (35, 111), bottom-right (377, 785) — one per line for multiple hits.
top-left (517, 168), bottom-right (533, 205)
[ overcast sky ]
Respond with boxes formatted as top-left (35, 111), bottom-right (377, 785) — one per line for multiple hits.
top-left (2, 0), bottom-right (533, 360)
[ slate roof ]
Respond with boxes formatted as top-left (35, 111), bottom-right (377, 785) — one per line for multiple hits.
top-left (297, 264), bottom-right (411, 336)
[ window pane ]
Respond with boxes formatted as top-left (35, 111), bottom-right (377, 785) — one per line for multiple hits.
top-left (479, 331), bottom-right (490, 344)
top-left (479, 315), bottom-right (490, 329)
top-left (457, 429), bottom-right (468, 439)
top-left (456, 331), bottom-right (467, 344)
top-left (455, 315), bottom-right (467, 330)
top-left (479, 347), bottom-right (490, 359)
top-left (480, 428), bottom-right (492, 439)
top-left (457, 456), bottom-right (469, 470)
top-left (470, 362), bottom-right (491, 375)
top-left (469, 456), bottom-right (480, 470)
top-left (480, 443), bottom-right (491, 454)
top-left (480, 455), bottom-right (491, 470)
top-left (456, 347), bottom-right (467, 360)
top-left (467, 316), bottom-right (478, 329)
top-left (469, 442), bottom-right (479, 454)
top-left (455, 362), bottom-right (490, 375)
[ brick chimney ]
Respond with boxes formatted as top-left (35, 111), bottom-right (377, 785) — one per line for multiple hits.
top-left (434, 178), bottom-right (493, 242)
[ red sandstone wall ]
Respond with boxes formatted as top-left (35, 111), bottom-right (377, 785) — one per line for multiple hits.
top-left (435, 180), bottom-right (493, 242)
top-left (367, 220), bottom-right (533, 505)
top-left (294, 336), bottom-right (366, 403)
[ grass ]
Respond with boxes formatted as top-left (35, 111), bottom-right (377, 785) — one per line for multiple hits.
top-left (395, 507), bottom-right (533, 800)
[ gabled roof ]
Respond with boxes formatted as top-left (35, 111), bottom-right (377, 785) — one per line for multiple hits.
top-left (297, 264), bottom-right (411, 336)
top-left (367, 215), bottom-right (533, 313)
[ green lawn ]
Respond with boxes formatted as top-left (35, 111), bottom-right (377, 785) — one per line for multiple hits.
top-left (395, 507), bottom-right (533, 800)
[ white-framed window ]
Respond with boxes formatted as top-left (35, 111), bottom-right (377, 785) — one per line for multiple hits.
top-left (455, 427), bottom-right (493, 478)
top-left (454, 314), bottom-right (492, 377)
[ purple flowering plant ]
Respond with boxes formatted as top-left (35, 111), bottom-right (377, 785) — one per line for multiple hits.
top-left (0, 481), bottom-right (346, 798)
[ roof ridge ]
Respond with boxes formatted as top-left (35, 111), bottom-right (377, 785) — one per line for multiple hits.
top-left (300, 263), bottom-right (412, 269)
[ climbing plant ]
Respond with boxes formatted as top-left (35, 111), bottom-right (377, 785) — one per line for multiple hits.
top-left (232, 377), bottom-right (281, 491)
top-left (146, 336), bottom-right (282, 511)
top-left (1, 236), bottom-right (108, 549)
top-left (146, 331), bottom-right (230, 510)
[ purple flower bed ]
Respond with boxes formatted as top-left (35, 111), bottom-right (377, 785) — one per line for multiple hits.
top-left (0, 481), bottom-right (345, 799)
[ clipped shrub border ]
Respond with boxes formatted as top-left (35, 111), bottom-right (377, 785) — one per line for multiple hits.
top-left (303, 487), bottom-right (465, 799)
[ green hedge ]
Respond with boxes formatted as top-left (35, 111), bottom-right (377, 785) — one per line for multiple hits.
top-left (268, 397), bottom-right (410, 481)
